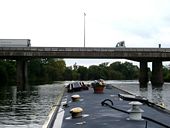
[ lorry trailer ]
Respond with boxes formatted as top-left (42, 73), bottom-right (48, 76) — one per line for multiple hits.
top-left (0, 39), bottom-right (31, 47)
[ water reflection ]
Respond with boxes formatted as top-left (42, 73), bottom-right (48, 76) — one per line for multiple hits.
top-left (139, 84), bottom-right (164, 106)
top-left (112, 80), bottom-right (170, 110)
top-left (12, 86), bottom-right (17, 105)
top-left (0, 82), bottom-right (64, 128)
top-left (152, 86), bottom-right (164, 106)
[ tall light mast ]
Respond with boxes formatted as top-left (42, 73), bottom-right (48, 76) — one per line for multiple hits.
top-left (84, 13), bottom-right (86, 47)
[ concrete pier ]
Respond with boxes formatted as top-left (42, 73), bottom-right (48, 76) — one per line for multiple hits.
top-left (151, 61), bottom-right (164, 86)
top-left (16, 59), bottom-right (28, 90)
top-left (139, 61), bottom-right (149, 87)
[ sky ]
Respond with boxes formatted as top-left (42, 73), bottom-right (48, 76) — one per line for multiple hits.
top-left (0, 0), bottom-right (170, 67)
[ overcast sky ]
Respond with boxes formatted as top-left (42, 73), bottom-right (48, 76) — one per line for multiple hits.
top-left (0, 0), bottom-right (170, 67)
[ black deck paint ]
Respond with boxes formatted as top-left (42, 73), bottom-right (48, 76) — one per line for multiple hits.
top-left (59, 87), bottom-right (170, 128)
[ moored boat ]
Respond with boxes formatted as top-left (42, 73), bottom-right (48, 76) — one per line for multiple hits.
top-left (66, 81), bottom-right (89, 92)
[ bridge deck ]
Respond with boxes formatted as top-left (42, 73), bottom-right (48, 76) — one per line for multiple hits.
top-left (1, 47), bottom-right (170, 52)
top-left (1, 47), bottom-right (170, 61)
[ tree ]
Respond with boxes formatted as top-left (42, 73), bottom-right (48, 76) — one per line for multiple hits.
top-left (28, 58), bottom-right (66, 84)
top-left (45, 59), bottom-right (66, 81)
top-left (0, 60), bottom-right (16, 85)
top-left (0, 65), bottom-right (8, 85)
top-left (88, 65), bottom-right (100, 80)
top-left (77, 66), bottom-right (88, 80)
top-left (109, 62), bottom-right (124, 79)
top-left (163, 66), bottom-right (170, 82)
top-left (0, 58), bottom-right (145, 86)
top-left (28, 59), bottom-right (47, 84)
top-left (109, 61), bottom-right (139, 80)
top-left (72, 70), bottom-right (80, 80)
top-left (5, 60), bottom-right (16, 83)
top-left (98, 62), bottom-right (109, 80)
top-left (121, 62), bottom-right (139, 79)
top-left (64, 66), bottom-right (73, 80)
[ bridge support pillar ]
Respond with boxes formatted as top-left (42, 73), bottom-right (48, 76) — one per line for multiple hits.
top-left (151, 61), bottom-right (164, 86)
top-left (139, 61), bottom-right (149, 87)
top-left (16, 59), bottom-right (28, 90)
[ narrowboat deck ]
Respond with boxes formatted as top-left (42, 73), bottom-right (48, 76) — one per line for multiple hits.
top-left (51, 86), bottom-right (170, 128)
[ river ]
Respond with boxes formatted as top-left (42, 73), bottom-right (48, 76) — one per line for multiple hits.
top-left (0, 80), bottom-right (170, 128)
top-left (0, 82), bottom-right (65, 128)
top-left (109, 80), bottom-right (170, 110)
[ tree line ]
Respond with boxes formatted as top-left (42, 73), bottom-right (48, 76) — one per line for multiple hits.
top-left (28, 59), bottom-right (139, 84)
top-left (0, 59), bottom-right (170, 85)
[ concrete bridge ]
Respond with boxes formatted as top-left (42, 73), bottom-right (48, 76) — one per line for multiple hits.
top-left (1, 47), bottom-right (170, 88)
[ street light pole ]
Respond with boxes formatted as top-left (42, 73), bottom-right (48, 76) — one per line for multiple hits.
top-left (84, 13), bottom-right (86, 47)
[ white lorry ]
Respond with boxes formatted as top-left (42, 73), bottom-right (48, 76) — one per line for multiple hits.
top-left (0, 39), bottom-right (31, 47)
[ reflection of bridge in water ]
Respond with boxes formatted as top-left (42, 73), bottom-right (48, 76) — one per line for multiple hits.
top-left (1, 47), bottom-right (170, 89)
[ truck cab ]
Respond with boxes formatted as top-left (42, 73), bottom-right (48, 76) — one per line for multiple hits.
top-left (116, 41), bottom-right (125, 48)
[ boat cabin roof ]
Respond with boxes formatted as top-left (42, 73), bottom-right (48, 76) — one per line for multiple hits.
top-left (53, 85), bottom-right (170, 128)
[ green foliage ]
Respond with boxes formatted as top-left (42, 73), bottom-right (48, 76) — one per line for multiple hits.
top-left (163, 66), bottom-right (170, 82)
top-left (72, 70), bottom-right (80, 80)
top-left (45, 59), bottom-right (66, 81)
top-left (3, 58), bottom-right (170, 85)
top-left (109, 61), bottom-right (139, 80)
top-left (88, 65), bottom-right (100, 80)
top-left (77, 66), bottom-right (88, 80)
top-left (28, 59), bottom-right (46, 84)
top-left (98, 62), bottom-right (109, 80)
top-left (64, 67), bottom-right (73, 80)
top-left (0, 60), bottom-right (16, 85)
top-left (28, 58), bottom-right (66, 84)
top-left (0, 65), bottom-right (8, 84)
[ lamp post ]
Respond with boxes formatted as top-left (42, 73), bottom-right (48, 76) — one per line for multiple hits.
top-left (84, 13), bottom-right (86, 47)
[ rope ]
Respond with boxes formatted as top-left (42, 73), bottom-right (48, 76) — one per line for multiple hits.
top-left (101, 99), bottom-right (170, 128)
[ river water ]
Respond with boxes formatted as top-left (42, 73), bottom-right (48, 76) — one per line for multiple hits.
top-left (0, 82), bottom-right (65, 128)
top-left (106, 80), bottom-right (170, 110)
top-left (0, 80), bottom-right (170, 128)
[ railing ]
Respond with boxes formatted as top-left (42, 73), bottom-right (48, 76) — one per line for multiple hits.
top-left (1, 47), bottom-right (170, 52)
top-left (1, 47), bottom-right (170, 61)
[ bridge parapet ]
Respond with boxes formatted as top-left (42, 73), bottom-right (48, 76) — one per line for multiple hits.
top-left (0, 47), bottom-right (170, 61)
top-left (0, 47), bottom-right (169, 51)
